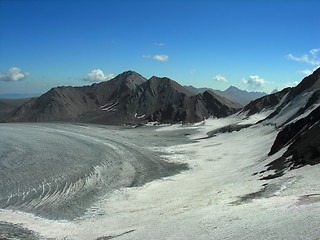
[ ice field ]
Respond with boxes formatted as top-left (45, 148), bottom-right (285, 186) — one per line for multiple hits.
top-left (0, 115), bottom-right (319, 239)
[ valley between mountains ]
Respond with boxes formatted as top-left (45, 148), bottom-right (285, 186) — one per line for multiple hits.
top-left (0, 68), bottom-right (320, 239)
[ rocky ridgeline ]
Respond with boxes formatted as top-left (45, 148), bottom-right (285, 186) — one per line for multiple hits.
top-left (1, 71), bottom-right (240, 125)
top-left (241, 67), bottom-right (320, 178)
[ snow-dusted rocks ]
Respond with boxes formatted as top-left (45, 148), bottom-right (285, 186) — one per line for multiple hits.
top-left (242, 67), bottom-right (320, 177)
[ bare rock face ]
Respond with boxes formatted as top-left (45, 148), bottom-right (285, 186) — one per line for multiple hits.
top-left (147, 90), bottom-right (240, 124)
top-left (0, 98), bottom-right (31, 118)
top-left (242, 67), bottom-right (320, 126)
top-left (1, 71), bottom-right (240, 125)
top-left (262, 108), bottom-right (320, 180)
top-left (244, 67), bottom-right (320, 178)
top-left (5, 87), bottom-right (97, 122)
top-left (241, 88), bottom-right (290, 116)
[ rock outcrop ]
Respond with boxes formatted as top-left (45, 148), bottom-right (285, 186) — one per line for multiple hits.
top-left (242, 67), bottom-right (320, 178)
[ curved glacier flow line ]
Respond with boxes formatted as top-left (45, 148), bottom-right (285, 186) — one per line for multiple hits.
top-left (0, 123), bottom-right (188, 220)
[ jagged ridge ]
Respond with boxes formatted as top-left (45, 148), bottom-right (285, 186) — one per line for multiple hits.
top-left (242, 67), bottom-right (320, 179)
top-left (2, 71), bottom-right (240, 125)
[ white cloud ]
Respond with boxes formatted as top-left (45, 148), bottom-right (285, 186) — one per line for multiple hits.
top-left (214, 74), bottom-right (228, 83)
top-left (83, 69), bottom-right (114, 82)
top-left (243, 75), bottom-right (265, 90)
top-left (287, 48), bottom-right (320, 66)
top-left (298, 69), bottom-right (313, 76)
top-left (297, 65), bottom-right (320, 76)
top-left (0, 67), bottom-right (30, 82)
top-left (153, 55), bottom-right (168, 62)
top-left (285, 81), bottom-right (299, 88)
top-left (142, 54), bottom-right (169, 62)
top-left (310, 48), bottom-right (320, 55)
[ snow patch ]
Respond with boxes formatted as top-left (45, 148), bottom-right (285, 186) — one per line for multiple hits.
top-left (101, 101), bottom-right (118, 112)
top-left (134, 113), bottom-right (145, 119)
top-left (268, 91), bottom-right (315, 126)
top-left (292, 102), bottom-right (320, 123)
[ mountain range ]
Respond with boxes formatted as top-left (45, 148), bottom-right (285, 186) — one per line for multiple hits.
top-left (1, 71), bottom-right (240, 125)
top-left (184, 85), bottom-right (266, 106)
top-left (1, 68), bottom-right (320, 178)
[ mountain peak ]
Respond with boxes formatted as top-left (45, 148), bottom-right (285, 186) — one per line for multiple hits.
top-left (116, 70), bottom-right (144, 79)
top-left (2, 71), bottom-right (240, 125)
top-left (225, 86), bottom-right (245, 93)
top-left (149, 75), bottom-right (169, 81)
top-left (110, 70), bottom-right (147, 87)
top-left (292, 66), bottom-right (320, 94)
top-left (147, 76), bottom-right (194, 96)
top-left (226, 86), bottom-right (240, 91)
top-left (184, 85), bottom-right (267, 106)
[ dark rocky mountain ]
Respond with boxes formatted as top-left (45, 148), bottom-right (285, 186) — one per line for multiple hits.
top-left (185, 85), bottom-right (266, 106)
top-left (243, 67), bottom-right (320, 179)
top-left (3, 87), bottom-right (96, 122)
top-left (242, 67), bottom-right (320, 126)
top-left (2, 71), bottom-right (146, 123)
top-left (146, 89), bottom-right (240, 124)
top-left (0, 98), bottom-right (31, 118)
top-left (216, 86), bottom-right (267, 106)
top-left (241, 88), bottom-right (290, 116)
top-left (261, 104), bottom-right (320, 180)
top-left (0, 101), bottom-right (16, 118)
top-left (2, 71), bottom-right (240, 125)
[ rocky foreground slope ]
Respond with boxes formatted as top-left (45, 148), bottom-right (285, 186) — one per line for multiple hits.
top-left (241, 67), bottom-right (320, 178)
top-left (1, 71), bottom-right (240, 125)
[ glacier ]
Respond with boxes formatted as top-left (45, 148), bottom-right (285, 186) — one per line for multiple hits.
top-left (0, 116), bottom-right (319, 239)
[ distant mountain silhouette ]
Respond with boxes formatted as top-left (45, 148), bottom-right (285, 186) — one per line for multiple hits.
top-left (271, 89), bottom-right (278, 94)
top-left (184, 85), bottom-right (212, 95)
top-left (2, 71), bottom-right (240, 125)
top-left (185, 85), bottom-right (266, 106)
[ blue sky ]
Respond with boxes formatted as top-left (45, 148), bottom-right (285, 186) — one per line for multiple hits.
top-left (0, 0), bottom-right (319, 95)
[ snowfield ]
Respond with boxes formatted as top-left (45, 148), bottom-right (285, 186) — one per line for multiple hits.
top-left (1, 114), bottom-right (320, 239)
